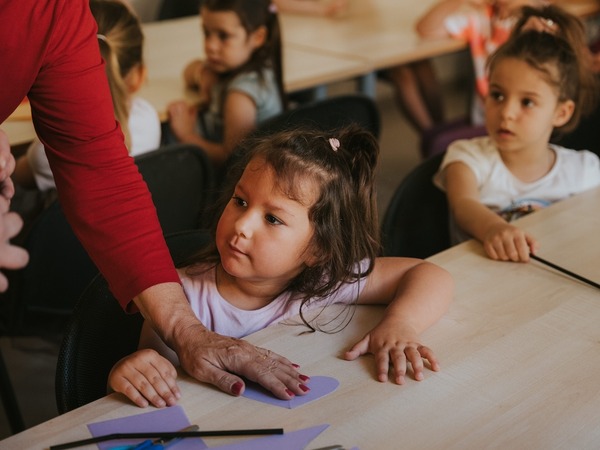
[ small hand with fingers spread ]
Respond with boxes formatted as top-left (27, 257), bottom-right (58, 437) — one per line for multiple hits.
top-left (344, 319), bottom-right (439, 385)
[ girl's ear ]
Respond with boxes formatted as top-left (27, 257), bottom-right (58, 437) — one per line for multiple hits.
top-left (553, 99), bottom-right (575, 128)
top-left (124, 64), bottom-right (147, 94)
top-left (250, 25), bottom-right (267, 49)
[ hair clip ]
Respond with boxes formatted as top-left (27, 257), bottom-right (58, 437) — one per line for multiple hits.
top-left (97, 34), bottom-right (108, 43)
top-left (329, 138), bottom-right (340, 152)
top-left (269, 3), bottom-right (278, 13)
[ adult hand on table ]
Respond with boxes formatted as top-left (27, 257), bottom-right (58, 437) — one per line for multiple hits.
top-left (175, 321), bottom-right (309, 400)
top-left (0, 129), bottom-right (29, 292)
top-left (135, 284), bottom-right (310, 402)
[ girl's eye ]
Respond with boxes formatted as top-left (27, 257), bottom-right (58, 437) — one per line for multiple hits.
top-left (522, 98), bottom-right (535, 108)
top-left (489, 90), bottom-right (504, 102)
top-left (218, 31), bottom-right (230, 41)
top-left (232, 196), bottom-right (247, 207)
top-left (265, 214), bottom-right (283, 226)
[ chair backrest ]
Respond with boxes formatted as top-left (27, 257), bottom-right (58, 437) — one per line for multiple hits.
top-left (6, 143), bottom-right (216, 335)
top-left (254, 94), bottom-right (381, 139)
top-left (380, 152), bottom-right (451, 259)
top-left (55, 229), bottom-right (211, 414)
top-left (134, 143), bottom-right (216, 232)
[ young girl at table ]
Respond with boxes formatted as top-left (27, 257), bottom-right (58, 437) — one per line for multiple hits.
top-left (108, 126), bottom-right (454, 408)
top-left (12, 0), bottom-right (161, 192)
top-left (166, 0), bottom-right (285, 167)
top-left (434, 6), bottom-right (600, 263)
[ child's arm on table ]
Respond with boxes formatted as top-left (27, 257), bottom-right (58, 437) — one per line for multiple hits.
top-left (345, 256), bottom-right (453, 384)
top-left (108, 322), bottom-right (181, 408)
top-left (445, 161), bottom-right (538, 262)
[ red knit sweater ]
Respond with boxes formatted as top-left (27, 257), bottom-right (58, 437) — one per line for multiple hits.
top-left (0, 0), bottom-right (180, 309)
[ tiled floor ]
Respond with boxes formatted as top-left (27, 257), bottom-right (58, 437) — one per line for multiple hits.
top-left (0, 77), bottom-right (468, 441)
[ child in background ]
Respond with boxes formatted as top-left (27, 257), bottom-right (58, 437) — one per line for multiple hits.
top-left (434, 5), bottom-right (600, 263)
top-left (108, 126), bottom-right (454, 408)
top-left (12, 0), bottom-right (161, 192)
top-left (167, 0), bottom-right (285, 167)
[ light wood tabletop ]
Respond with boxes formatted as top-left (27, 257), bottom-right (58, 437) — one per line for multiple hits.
top-left (2, 186), bottom-right (599, 450)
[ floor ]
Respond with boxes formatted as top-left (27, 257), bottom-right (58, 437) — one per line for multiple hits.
top-left (0, 77), bottom-right (468, 441)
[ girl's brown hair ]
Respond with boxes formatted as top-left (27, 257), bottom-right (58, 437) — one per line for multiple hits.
top-left (90, 0), bottom-right (144, 149)
top-left (185, 125), bottom-right (380, 331)
top-left (489, 5), bottom-right (598, 134)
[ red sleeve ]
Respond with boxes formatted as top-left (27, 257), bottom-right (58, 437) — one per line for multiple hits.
top-left (2, 0), bottom-right (180, 308)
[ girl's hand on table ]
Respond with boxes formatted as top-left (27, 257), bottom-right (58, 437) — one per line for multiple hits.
top-left (483, 222), bottom-right (538, 262)
top-left (108, 349), bottom-right (181, 408)
top-left (344, 320), bottom-right (439, 385)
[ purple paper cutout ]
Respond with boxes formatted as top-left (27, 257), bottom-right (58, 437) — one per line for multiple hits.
top-left (211, 424), bottom-right (329, 450)
top-left (242, 375), bottom-right (339, 409)
top-left (88, 405), bottom-right (207, 450)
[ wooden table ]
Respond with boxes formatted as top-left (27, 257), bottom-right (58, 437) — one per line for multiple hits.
top-left (3, 186), bottom-right (600, 450)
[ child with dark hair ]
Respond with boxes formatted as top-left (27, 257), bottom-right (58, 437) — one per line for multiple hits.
top-left (167, 0), bottom-right (285, 166)
top-left (434, 5), bottom-right (600, 262)
top-left (108, 125), bottom-right (454, 408)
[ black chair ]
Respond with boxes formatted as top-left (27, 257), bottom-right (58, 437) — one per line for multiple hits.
top-left (380, 152), bottom-right (451, 259)
top-left (134, 143), bottom-right (217, 233)
top-left (254, 94), bottom-right (381, 139)
top-left (55, 229), bottom-right (211, 414)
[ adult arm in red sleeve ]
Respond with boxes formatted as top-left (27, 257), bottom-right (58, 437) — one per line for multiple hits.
top-left (0, 0), bottom-right (308, 402)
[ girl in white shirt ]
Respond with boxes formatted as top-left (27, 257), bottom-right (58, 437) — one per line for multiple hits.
top-left (435, 5), bottom-right (600, 262)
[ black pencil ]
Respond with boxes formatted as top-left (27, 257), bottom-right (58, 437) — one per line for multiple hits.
top-left (530, 254), bottom-right (600, 290)
top-left (49, 428), bottom-right (285, 450)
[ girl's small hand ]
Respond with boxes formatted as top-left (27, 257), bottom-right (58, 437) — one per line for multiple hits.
top-left (344, 321), bottom-right (439, 384)
top-left (167, 101), bottom-right (199, 143)
top-left (183, 59), bottom-right (205, 91)
top-left (108, 349), bottom-right (181, 408)
top-left (483, 223), bottom-right (538, 262)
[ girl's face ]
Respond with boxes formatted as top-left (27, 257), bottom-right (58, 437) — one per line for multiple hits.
top-left (216, 157), bottom-right (319, 290)
top-left (484, 57), bottom-right (574, 155)
top-left (201, 9), bottom-right (266, 74)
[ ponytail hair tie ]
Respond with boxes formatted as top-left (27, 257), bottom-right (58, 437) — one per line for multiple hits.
top-left (97, 33), bottom-right (108, 43)
top-left (329, 138), bottom-right (340, 152)
top-left (269, 3), bottom-right (278, 13)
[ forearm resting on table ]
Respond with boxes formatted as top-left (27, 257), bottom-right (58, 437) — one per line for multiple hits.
top-left (384, 262), bottom-right (453, 333)
top-left (450, 197), bottom-right (504, 243)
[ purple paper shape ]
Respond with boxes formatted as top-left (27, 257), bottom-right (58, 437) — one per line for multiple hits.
top-left (88, 405), bottom-right (207, 450)
top-left (242, 375), bottom-right (339, 409)
top-left (211, 424), bottom-right (329, 450)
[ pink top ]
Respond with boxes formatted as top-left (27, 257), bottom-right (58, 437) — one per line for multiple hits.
top-left (178, 264), bottom-right (368, 338)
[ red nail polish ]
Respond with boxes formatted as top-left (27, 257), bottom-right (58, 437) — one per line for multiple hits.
top-left (299, 384), bottom-right (310, 392)
top-left (285, 389), bottom-right (295, 397)
top-left (232, 382), bottom-right (244, 396)
top-left (299, 374), bottom-right (310, 382)
top-left (292, 363), bottom-right (300, 368)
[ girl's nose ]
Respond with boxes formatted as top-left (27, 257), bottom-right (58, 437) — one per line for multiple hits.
top-left (500, 99), bottom-right (518, 120)
top-left (234, 212), bottom-right (255, 238)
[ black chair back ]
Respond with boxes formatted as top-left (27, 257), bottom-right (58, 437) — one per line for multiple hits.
top-left (55, 229), bottom-right (211, 414)
top-left (381, 153), bottom-right (451, 259)
top-left (255, 94), bottom-right (381, 139)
